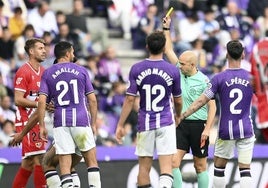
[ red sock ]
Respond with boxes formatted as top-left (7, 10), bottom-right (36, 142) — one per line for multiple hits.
top-left (12, 167), bottom-right (32, 188)
top-left (33, 165), bottom-right (46, 188)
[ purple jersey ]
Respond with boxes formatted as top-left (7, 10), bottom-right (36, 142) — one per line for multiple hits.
top-left (39, 62), bottom-right (95, 128)
top-left (127, 59), bottom-right (181, 132)
top-left (204, 68), bottom-right (254, 140)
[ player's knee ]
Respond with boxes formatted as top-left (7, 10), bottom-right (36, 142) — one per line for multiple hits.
top-left (42, 156), bottom-right (57, 171)
top-left (172, 158), bottom-right (181, 168)
top-left (194, 160), bottom-right (207, 173)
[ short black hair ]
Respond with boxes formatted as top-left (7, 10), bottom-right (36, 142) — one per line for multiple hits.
top-left (146, 31), bottom-right (166, 55)
top-left (226, 40), bottom-right (244, 60)
top-left (54, 41), bottom-right (73, 59)
top-left (14, 6), bottom-right (22, 14)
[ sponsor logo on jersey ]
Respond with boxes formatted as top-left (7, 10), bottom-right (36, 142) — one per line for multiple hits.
top-left (16, 77), bottom-right (23, 85)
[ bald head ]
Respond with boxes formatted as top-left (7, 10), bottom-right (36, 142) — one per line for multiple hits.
top-left (178, 50), bottom-right (198, 76)
top-left (179, 50), bottom-right (198, 67)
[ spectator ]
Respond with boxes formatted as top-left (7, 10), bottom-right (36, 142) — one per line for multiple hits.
top-left (27, 0), bottom-right (58, 37)
top-left (8, 6), bottom-right (25, 40)
top-left (105, 81), bottom-right (126, 117)
top-left (107, 0), bottom-right (139, 40)
top-left (55, 10), bottom-right (66, 26)
top-left (42, 31), bottom-right (55, 68)
top-left (97, 46), bottom-right (124, 96)
top-left (247, 0), bottom-right (268, 21)
top-left (95, 112), bottom-right (117, 147)
top-left (200, 8), bottom-right (220, 54)
top-left (52, 22), bottom-right (83, 58)
top-left (13, 24), bottom-right (35, 69)
top-left (66, 0), bottom-right (95, 54)
top-left (1, 0), bottom-right (27, 20)
top-left (256, 6), bottom-right (268, 38)
top-left (0, 72), bottom-right (13, 99)
top-left (0, 0), bottom-right (9, 38)
top-left (0, 27), bottom-right (15, 88)
top-left (173, 11), bottom-right (203, 55)
top-left (216, 1), bottom-right (253, 40)
top-left (0, 119), bottom-right (15, 147)
top-left (133, 0), bottom-right (155, 18)
top-left (0, 95), bottom-right (16, 125)
top-left (23, 0), bottom-right (38, 10)
top-left (84, 54), bottom-right (101, 93)
top-left (0, 73), bottom-right (7, 98)
top-left (133, 3), bottom-right (160, 49)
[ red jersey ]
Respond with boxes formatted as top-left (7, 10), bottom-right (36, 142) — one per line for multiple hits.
top-left (250, 38), bottom-right (268, 129)
top-left (14, 62), bottom-right (45, 126)
top-left (14, 62), bottom-right (46, 157)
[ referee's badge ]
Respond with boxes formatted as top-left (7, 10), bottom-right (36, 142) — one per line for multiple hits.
top-left (189, 87), bottom-right (196, 96)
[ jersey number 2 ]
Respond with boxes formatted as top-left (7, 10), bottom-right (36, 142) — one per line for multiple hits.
top-left (229, 88), bottom-right (243, 114)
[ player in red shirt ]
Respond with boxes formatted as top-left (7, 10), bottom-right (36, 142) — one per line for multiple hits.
top-left (13, 38), bottom-right (47, 188)
top-left (250, 36), bottom-right (268, 141)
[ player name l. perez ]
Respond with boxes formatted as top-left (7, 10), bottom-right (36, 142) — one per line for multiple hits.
top-left (52, 67), bottom-right (80, 79)
top-left (225, 76), bottom-right (249, 87)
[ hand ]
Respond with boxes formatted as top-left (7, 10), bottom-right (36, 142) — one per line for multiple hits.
top-left (9, 133), bottom-right (23, 147)
top-left (175, 116), bottom-right (182, 127)
top-left (200, 126), bottom-right (209, 148)
top-left (115, 126), bottom-right (125, 144)
top-left (162, 16), bottom-right (171, 28)
top-left (39, 125), bottom-right (48, 142)
top-left (46, 102), bottom-right (54, 113)
top-left (91, 124), bottom-right (97, 136)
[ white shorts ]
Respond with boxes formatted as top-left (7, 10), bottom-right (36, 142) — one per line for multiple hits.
top-left (53, 126), bottom-right (96, 155)
top-left (135, 124), bottom-right (177, 157)
top-left (214, 136), bottom-right (255, 164)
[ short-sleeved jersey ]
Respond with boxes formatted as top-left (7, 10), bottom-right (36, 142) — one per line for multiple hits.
top-left (127, 59), bottom-right (181, 132)
top-left (14, 63), bottom-right (45, 126)
top-left (39, 62), bottom-right (94, 128)
top-left (204, 68), bottom-right (254, 140)
top-left (181, 70), bottom-right (210, 120)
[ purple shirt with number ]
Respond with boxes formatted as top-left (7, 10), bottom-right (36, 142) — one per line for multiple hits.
top-left (204, 68), bottom-right (254, 140)
top-left (39, 62), bottom-right (94, 127)
top-left (127, 59), bottom-right (182, 132)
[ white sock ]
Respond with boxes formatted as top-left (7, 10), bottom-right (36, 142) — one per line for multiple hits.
top-left (240, 176), bottom-right (252, 188)
top-left (45, 170), bottom-right (61, 187)
top-left (213, 176), bottom-right (225, 188)
top-left (159, 174), bottom-right (173, 188)
top-left (88, 167), bottom-right (101, 188)
top-left (71, 171), bottom-right (81, 187)
top-left (61, 174), bottom-right (73, 188)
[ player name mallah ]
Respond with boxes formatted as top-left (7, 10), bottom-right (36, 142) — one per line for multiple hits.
top-left (52, 67), bottom-right (80, 79)
top-left (225, 76), bottom-right (250, 87)
top-left (136, 68), bottom-right (173, 86)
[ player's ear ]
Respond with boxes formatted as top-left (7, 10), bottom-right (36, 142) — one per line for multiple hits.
top-left (241, 51), bottom-right (245, 59)
top-left (29, 48), bottom-right (34, 55)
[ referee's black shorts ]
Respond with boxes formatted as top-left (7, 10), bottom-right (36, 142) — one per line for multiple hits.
top-left (176, 119), bottom-right (209, 158)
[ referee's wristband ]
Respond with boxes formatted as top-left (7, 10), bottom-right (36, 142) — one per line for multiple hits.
top-left (163, 27), bottom-right (170, 30)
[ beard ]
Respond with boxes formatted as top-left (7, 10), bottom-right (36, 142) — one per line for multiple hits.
top-left (72, 56), bottom-right (78, 63)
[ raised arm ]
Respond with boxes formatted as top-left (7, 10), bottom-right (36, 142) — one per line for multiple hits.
top-left (162, 16), bottom-right (179, 65)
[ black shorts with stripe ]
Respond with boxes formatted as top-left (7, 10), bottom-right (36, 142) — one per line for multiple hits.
top-left (176, 119), bottom-right (209, 158)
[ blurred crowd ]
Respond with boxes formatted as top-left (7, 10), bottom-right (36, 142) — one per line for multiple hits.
top-left (1, 0), bottom-right (268, 148)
